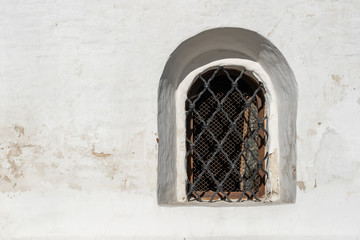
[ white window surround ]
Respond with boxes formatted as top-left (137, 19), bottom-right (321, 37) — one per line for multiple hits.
top-left (175, 59), bottom-right (278, 203)
top-left (157, 27), bottom-right (297, 206)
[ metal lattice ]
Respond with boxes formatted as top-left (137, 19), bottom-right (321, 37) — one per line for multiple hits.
top-left (185, 66), bottom-right (269, 202)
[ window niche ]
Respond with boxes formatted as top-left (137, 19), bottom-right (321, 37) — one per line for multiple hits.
top-left (157, 28), bottom-right (297, 205)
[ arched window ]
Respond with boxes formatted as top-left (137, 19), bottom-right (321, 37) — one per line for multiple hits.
top-left (185, 66), bottom-right (268, 202)
top-left (157, 28), bottom-right (297, 205)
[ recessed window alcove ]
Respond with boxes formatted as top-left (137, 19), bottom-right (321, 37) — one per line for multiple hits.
top-left (157, 28), bottom-right (297, 205)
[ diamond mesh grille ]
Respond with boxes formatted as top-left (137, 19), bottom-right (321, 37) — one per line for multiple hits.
top-left (185, 66), bottom-right (268, 202)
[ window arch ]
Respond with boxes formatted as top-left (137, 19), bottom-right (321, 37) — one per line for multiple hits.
top-left (185, 66), bottom-right (268, 202)
top-left (157, 28), bottom-right (297, 205)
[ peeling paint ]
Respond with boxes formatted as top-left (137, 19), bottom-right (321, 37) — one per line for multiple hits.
top-left (54, 151), bottom-right (64, 159)
top-left (7, 142), bottom-right (23, 158)
top-left (7, 159), bottom-right (23, 178)
top-left (34, 162), bottom-right (47, 176)
top-left (68, 183), bottom-right (82, 190)
top-left (331, 74), bottom-right (342, 85)
top-left (324, 74), bottom-right (348, 103)
top-left (14, 125), bottom-right (24, 137)
top-left (50, 162), bottom-right (58, 169)
top-left (3, 175), bottom-right (11, 183)
top-left (269, 148), bottom-right (280, 195)
top-left (297, 181), bottom-right (306, 192)
top-left (306, 13), bottom-right (315, 18)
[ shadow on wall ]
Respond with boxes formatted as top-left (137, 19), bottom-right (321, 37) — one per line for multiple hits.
top-left (157, 27), bottom-right (298, 205)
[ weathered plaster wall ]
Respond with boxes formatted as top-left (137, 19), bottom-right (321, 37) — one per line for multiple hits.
top-left (0, 0), bottom-right (359, 239)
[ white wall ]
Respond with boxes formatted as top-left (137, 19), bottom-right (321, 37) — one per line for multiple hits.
top-left (0, 0), bottom-right (359, 239)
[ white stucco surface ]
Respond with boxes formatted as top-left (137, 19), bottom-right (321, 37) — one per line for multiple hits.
top-left (0, 0), bottom-right (360, 239)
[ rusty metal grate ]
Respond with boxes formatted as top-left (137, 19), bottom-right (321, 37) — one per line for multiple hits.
top-left (185, 66), bottom-right (268, 202)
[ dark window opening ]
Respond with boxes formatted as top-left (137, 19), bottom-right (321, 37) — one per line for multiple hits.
top-left (185, 66), bottom-right (268, 202)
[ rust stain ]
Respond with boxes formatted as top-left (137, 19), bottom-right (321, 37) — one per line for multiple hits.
top-left (156, 138), bottom-right (159, 143)
top-left (92, 151), bottom-right (111, 158)
top-left (318, 122), bottom-right (322, 126)
top-left (297, 181), bottom-right (306, 192)
top-left (91, 145), bottom-right (111, 158)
